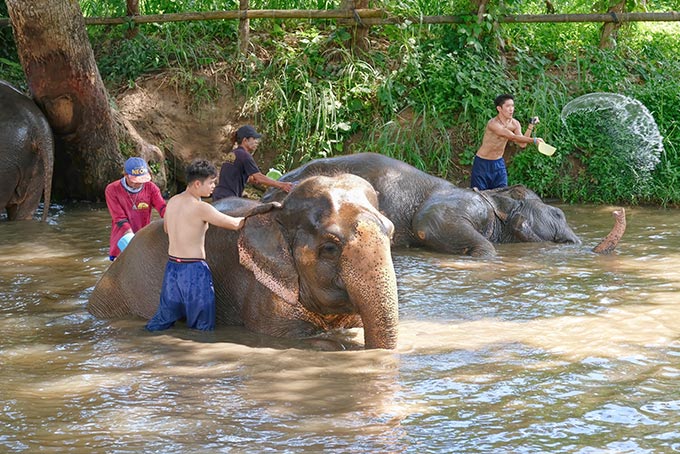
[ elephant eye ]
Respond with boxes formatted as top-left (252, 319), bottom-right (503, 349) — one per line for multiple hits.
top-left (318, 241), bottom-right (341, 259)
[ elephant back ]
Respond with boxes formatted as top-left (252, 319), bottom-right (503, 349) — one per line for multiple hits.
top-left (88, 220), bottom-right (168, 319)
top-left (0, 80), bottom-right (54, 221)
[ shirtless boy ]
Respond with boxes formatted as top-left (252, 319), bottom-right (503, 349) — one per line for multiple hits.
top-left (471, 94), bottom-right (544, 190)
top-left (145, 159), bottom-right (245, 332)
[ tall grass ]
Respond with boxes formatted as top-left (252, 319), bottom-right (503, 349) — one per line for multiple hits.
top-left (4, 0), bottom-right (680, 204)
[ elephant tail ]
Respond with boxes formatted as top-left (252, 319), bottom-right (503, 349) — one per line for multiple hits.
top-left (592, 208), bottom-right (626, 254)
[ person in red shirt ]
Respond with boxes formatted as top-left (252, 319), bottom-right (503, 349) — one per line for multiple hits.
top-left (105, 157), bottom-right (166, 260)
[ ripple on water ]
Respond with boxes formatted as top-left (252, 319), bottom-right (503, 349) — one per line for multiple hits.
top-left (3, 204), bottom-right (680, 453)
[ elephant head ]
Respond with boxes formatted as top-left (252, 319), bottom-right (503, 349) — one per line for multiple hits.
top-left (88, 173), bottom-right (399, 350)
top-left (486, 185), bottom-right (581, 245)
top-left (411, 184), bottom-right (580, 257)
top-left (237, 174), bottom-right (398, 349)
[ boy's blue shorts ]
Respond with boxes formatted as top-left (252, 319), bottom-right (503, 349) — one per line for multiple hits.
top-left (470, 156), bottom-right (508, 191)
top-left (145, 257), bottom-right (216, 331)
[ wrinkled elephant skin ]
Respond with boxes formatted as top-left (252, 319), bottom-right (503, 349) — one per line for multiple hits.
top-left (592, 208), bottom-right (626, 254)
top-left (88, 174), bottom-right (399, 350)
top-left (0, 80), bottom-right (53, 221)
top-left (262, 153), bottom-right (580, 257)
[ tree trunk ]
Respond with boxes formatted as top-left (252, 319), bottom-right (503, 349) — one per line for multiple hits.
top-left (6, 0), bottom-right (133, 200)
top-left (599, 0), bottom-right (625, 49)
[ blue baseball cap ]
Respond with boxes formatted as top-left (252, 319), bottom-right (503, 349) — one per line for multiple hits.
top-left (124, 157), bottom-right (151, 183)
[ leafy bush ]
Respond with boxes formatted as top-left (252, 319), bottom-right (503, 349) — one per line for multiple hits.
top-left (3, 0), bottom-right (680, 204)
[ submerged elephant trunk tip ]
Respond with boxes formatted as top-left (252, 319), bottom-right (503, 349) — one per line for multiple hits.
top-left (592, 208), bottom-right (626, 254)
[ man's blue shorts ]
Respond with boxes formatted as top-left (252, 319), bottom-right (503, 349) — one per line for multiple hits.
top-left (470, 156), bottom-right (508, 191)
top-left (145, 257), bottom-right (216, 331)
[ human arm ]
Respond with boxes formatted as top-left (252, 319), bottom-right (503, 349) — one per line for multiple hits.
top-left (104, 182), bottom-right (133, 235)
top-left (489, 119), bottom-right (543, 149)
top-left (201, 202), bottom-right (245, 230)
top-left (248, 172), bottom-right (295, 192)
top-left (524, 116), bottom-right (539, 138)
top-left (149, 183), bottom-right (167, 217)
top-left (523, 116), bottom-right (544, 148)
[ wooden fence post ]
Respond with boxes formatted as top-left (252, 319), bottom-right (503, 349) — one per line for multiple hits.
top-left (599, 0), bottom-right (625, 49)
top-left (340, 0), bottom-right (369, 53)
top-left (125, 0), bottom-right (139, 38)
top-left (238, 0), bottom-right (250, 55)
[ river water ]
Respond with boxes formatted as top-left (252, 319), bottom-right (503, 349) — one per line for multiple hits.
top-left (1, 203), bottom-right (679, 453)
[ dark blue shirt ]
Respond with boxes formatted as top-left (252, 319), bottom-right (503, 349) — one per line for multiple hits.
top-left (212, 146), bottom-right (260, 200)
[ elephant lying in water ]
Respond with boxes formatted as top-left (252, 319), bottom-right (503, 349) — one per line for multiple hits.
top-left (262, 153), bottom-right (581, 258)
top-left (88, 174), bottom-right (399, 349)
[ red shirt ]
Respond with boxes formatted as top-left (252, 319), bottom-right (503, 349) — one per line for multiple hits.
top-left (105, 178), bottom-right (166, 258)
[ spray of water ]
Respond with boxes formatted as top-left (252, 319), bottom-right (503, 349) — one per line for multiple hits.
top-left (561, 93), bottom-right (663, 176)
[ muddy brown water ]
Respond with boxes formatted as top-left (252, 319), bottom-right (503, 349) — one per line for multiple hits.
top-left (1, 203), bottom-right (680, 453)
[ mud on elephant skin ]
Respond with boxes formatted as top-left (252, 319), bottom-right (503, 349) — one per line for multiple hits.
top-left (0, 80), bottom-right (53, 221)
top-left (88, 174), bottom-right (399, 349)
top-left (262, 153), bottom-right (580, 257)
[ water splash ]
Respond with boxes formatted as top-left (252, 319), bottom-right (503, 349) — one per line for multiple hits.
top-left (561, 93), bottom-right (663, 175)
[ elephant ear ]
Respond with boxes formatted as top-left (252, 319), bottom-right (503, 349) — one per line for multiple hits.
top-left (238, 214), bottom-right (299, 305)
top-left (509, 213), bottom-right (542, 242)
top-left (243, 201), bottom-right (282, 218)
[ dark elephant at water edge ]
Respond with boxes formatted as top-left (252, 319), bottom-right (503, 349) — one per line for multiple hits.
top-left (262, 153), bottom-right (581, 257)
top-left (88, 174), bottom-right (399, 349)
top-left (0, 80), bottom-right (53, 221)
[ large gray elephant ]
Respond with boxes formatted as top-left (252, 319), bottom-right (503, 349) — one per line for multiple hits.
top-left (88, 174), bottom-right (399, 349)
top-left (0, 80), bottom-right (53, 221)
top-left (262, 153), bottom-right (581, 257)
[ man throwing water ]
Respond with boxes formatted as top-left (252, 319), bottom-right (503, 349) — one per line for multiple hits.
top-left (471, 94), bottom-right (544, 190)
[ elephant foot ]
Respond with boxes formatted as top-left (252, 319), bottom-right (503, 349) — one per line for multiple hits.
top-left (592, 208), bottom-right (626, 254)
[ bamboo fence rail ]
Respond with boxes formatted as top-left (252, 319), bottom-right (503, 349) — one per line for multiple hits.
top-left (2, 10), bottom-right (680, 28)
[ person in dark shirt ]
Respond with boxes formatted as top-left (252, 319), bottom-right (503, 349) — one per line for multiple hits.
top-left (212, 125), bottom-right (293, 200)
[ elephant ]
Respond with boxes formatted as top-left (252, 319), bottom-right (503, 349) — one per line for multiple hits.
top-left (88, 174), bottom-right (399, 350)
top-left (0, 80), bottom-right (53, 221)
top-left (262, 153), bottom-right (581, 257)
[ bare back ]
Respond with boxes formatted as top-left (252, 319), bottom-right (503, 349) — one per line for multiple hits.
top-left (164, 191), bottom-right (243, 259)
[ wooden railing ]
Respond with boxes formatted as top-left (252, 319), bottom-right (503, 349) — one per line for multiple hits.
top-left (2, 8), bottom-right (680, 27)
top-left (1, 8), bottom-right (679, 52)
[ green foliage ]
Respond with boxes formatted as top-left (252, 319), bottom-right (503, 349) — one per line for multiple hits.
top-left (363, 107), bottom-right (455, 178)
top-left (2, 0), bottom-right (679, 204)
top-left (0, 1), bottom-right (23, 86)
top-left (238, 30), bottom-right (383, 168)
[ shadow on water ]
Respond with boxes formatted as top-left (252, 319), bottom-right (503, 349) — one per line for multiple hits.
top-left (2, 202), bottom-right (680, 453)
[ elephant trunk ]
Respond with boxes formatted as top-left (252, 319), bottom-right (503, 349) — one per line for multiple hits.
top-left (593, 208), bottom-right (626, 254)
top-left (341, 218), bottom-right (399, 350)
